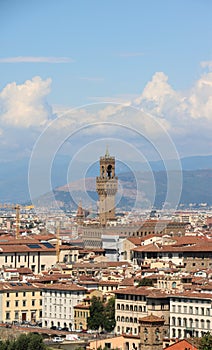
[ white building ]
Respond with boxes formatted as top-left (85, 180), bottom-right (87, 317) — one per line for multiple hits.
top-left (170, 292), bottom-right (212, 339)
top-left (42, 283), bottom-right (86, 330)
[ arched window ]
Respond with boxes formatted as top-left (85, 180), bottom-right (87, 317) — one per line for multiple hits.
top-left (117, 316), bottom-right (120, 321)
top-left (172, 317), bottom-right (176, 326)
top-left (144, 327), bottom-right (148, 342)
top-left (201, 319), bottom-right (205, 329)
top-left (178, 317), bottom-right (181, 326)
top-left (126, 305), bottom-right (129, 311)
top-left (121, 316), bottom-right (124, 322)
top-left (139, 306), bottom-right (142, 312)
top-left (126, 317), bottom-right (129, 323)
top-left (155, 327), bottom-right (160, 341)
top-left (130, 305), bottom-right (133, 311)
top-left (134, 318), bottom-right (137, 323)
top-left (121, 304), bottom-right (124, 310)
top-left (195, 319), bottom-right (199, 328)
top-left (117, 303), bottom-right (120, 310)
top-left (206, 320), bottom-right (210, 330)
top-left (183, 318), bottom-right (187, 327)
top-left (134, 305), bottom-right (137, 312)
top-left (130, 317), bottom-right (133, 323)
top-left (172, 282), bottom-right (177, 289)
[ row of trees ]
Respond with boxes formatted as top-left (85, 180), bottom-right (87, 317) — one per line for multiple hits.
top-left (87, 296), bottom-right (116, 332)
top-left (0, 333), bottom-right (47, 350)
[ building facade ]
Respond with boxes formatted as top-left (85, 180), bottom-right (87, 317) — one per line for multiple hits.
top-left (42, 283), bottom-right (86, 330)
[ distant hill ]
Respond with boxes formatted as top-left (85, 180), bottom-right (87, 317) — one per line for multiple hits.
top-left (35, 169), bottom-right (212, 210)
top-left (0, 155), bottom-right (211, 205)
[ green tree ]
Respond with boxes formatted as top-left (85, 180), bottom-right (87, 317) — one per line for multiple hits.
top-left (0, 334), bottom-right (47, 350)
top-left (15, 334), bottom-right (29, 350)
top-left (88, 296), bottom-right (105, 330)
top-left (199, 332), bottom-right (212, 350)
top-left (88, 296), bottom-right (116, 332)
top-left (27, 334), bottom-right (46, 350)
top-left (138, 278), bottom-right (153, 286)
top-left (104, 297), bottom-right (116, 332)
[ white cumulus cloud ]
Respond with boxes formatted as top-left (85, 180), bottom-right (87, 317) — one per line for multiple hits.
top-left (0, 76), bottom-right (53, 128)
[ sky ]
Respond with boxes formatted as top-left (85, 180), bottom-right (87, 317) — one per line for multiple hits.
top-left (0, 0), bottom-right (212, 165)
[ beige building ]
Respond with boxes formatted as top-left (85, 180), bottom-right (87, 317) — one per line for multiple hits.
top-left (0, 238), bottom-right (81, 274)
top-left (115, 287), bottom-right (170, 338)
top-left (0, 282), bottom-right (42, 324)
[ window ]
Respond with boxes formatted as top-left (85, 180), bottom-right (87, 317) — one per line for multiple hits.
top-left (32, 300), bottom-right (35, 306)
top-left (6, 301), bottom-right (10, 307)
top-left (6, 312), bottom-right (10, 320)
top-left (16, 292), bottom-right (18, 297)
top-left (23, 292), bottom-right (26, 297)
top-left (32, 291), bottom-right (35, 296)
top-left (23, 300), bottom-right (26, 307)
top-left (15, 301), bottom-right (18, 307)
top-left (15, 311), bottom-right (19, 319)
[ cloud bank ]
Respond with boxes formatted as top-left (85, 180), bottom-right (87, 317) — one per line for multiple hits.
top-left (0, 64), bottom-right (211, 160)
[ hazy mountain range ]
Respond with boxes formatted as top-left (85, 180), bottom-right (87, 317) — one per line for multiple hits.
top-left (0, 155), bottom-right (211, 208)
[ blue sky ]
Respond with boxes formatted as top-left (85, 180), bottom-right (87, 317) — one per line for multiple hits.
top-left (0, 0), bottom-right (211, 163)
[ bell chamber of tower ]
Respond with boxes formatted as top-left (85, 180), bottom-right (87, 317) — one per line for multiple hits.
top-left (96, 149), bottom-right (118, 226)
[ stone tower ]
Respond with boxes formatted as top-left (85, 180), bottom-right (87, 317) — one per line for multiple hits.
top-left (96, 148), bottom-right (118, 226)
top-left (139, 314), bottom-right (165, 350)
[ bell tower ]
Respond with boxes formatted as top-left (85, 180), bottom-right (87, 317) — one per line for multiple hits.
top-left (96, 148), bottom-right (118, 226)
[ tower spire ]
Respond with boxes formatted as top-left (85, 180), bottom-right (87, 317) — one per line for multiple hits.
top-left (105, 145), bottom-right (110, 158)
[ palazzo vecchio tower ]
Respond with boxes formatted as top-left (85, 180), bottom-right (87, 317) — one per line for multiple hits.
top-left (96, 148), bottom-right (118, 226)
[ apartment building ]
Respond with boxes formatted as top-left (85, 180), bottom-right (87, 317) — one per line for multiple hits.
top-left (170, 292), bottom-right (212, 339)
top-left (0, 238), bottom-right (81, 273)
top-left (133, 237), bottom-right (212, 271)
top-left (114, 287), bottom-right (170, 338)
top-left (42, 283), bottom-right (86, 330)
top-left (114, 287), bottom-right (149, 336)
top-left (0, 282), bottom-right (42, 323)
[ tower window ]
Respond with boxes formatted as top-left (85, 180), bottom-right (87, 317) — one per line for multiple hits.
top-left (107, 165), bottom-right (112, 178)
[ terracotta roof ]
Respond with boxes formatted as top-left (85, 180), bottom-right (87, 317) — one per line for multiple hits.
top-left (42, 282), bottom-right (86, 292)
top-left (119, 278), bottom-right (135, 286)
top-left (114, 286), bottom-right (150, 296)
top-left (0, 282), bottom-right (44, 292)
top-left (165, 339), bottom-right (198, 350)
top-left (139, 314), bottom-right (165, 323)
top-left (127, 237), bottom-right (144, 245)
top-left (98, 280), bottom-right (119, 286)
